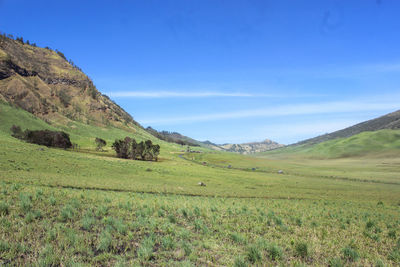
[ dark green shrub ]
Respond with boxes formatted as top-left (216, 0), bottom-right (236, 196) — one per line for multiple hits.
top-left (230, 232), bottom-right (247, 244)
top-left (295, 242), bottom-right (309, 257)
top-left (59, 205), bottom-right (74, 222)
top-left (234, 256), bottom-right (247, 267)
top-left (18, 128), bottom-right (72, 149)
top-left (247, 245), bottom-right (262, 263)
top-left (161, 236), bottom-right (176, 250)
top-left (0, 240), bottom-right (10, 252)
top-left (328, 257), bottom-right (343, 267)
top-left (168, 214), bottom-right (176, 224)
top-left (366, 220), bottom-right (375, 229)
top-left (388, 230), bottom-right (396, 239)
top-left (81, 213), bottom-right (95, 231)
top-left (10, 125), bottom-right (23, 139)
top-left (268, 244), bottom-right (283, 260)
top-left (0, 201), bottom-right (9, 215)
top-left (95, 137), bottom-right (106, 151)
top-left (19, 193), bottom-right (32, 212)
top-left (388, 248), bottom-right (400, 263)
top-left (97, 231), bottom-right (112, 252)
top-left (137, 237), bottom-right (155, 260)
top-left (342, 246), bottom-right (359, 262)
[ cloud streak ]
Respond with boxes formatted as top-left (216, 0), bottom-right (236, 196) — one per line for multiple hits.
top-left (139, 100), bottom-right (399, 125)
top-left (255, 119), bottom-right (361, 145)
top-left (106, 91), bottom-right (327, 98)
top-left (107, 91), bottom-right (259, 98)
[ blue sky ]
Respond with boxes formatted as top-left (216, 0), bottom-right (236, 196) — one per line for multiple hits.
top-left (1, 0), bottom-right (399, 144)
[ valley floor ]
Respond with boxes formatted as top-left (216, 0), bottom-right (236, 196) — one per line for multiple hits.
top-left (0, 132), bottom-right (399, 266)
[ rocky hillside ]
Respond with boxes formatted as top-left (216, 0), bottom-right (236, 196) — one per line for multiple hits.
top-left (219, 139), bottom-right (284, 154)
top-left (0, 34), bottom-right (140, 132)
top-left (295, 110), bottom-right (400, 146)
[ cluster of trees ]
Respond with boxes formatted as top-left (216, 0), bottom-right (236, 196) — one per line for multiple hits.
top-left (146, 127), bottom-right (199, 147)
top-left (10, 125), bottom-right (72, 149)
top-left (112, 137), bottom-right (160, 161)
top-left (15, 36), bottom-right (37, 47)
top-left (0, 32), bottom-right (37, 47)
top-left (55, 49), bottom-right (67, 61)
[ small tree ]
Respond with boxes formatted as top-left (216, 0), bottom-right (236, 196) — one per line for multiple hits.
top-left (112, 138), bottom-right (130, 159)
top-left (144, 140), bottom-right (154, 161)
top-left (112, 140), bottom-right (122, 157)
top-left (136, 141), bottom-right (145, 160)
top-left (152, 144), bottom-right (160, 161)
top-left (130, 139), bottom-right (138, 160)
top-left (95, 137), bottom-right (106, 151)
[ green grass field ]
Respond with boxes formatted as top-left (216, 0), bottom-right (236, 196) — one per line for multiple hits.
top-left (1, 103), bottom-right (400, 266)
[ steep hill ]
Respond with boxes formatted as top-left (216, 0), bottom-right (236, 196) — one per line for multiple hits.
top-left (295, 110), bottom-right (400, 146)
top-left (261, 129), bottom-right (400, 159)
top-left (0, 34), bottom-right (140, 132)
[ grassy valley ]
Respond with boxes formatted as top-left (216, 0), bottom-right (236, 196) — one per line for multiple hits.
top-left (0, 34), bottom-right (400, 266)
top-left (0, 102), bottom-right (400, 266)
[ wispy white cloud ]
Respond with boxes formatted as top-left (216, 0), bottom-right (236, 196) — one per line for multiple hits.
top-left (139, 100), bottom-right (399, 125)
top-left (255, 119), bottom-right (361, 145)
top-left (107, 91), bottom-right (259, 98)
top-left (181, 119), bottom-right (366, 145)
top-left (106, 91), bottom-right (327, 98)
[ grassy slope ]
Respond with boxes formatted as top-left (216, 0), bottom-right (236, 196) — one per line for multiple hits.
top-left (0, 101), bottom-right (177, 151)
top-left (304, 129), bottom-right (400, 158)
top-left (261, 129), bottom-right (400, 159)
top-left (0, 103), bottom-right (400, 265)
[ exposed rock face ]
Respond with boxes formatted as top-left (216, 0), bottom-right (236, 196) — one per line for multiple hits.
top-left (219, 139), bottom-right (284, 154)
top-left (0, 35), bottom-right (140, 130)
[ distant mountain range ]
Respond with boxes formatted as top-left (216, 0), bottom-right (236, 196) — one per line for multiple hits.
top-left (145, 126), bottom-right (284, 153)
top-left (218, 139), bottom-right (284, 154)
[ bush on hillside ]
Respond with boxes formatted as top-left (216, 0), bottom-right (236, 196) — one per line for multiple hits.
top-left (10, 125), bottom-right (24, 139)
top-left (112, 137), bottom-right (160, 161)
top-left (10, 125), bottom-right (72, 149)
top-left (95, 137), bottom-right (106, 151)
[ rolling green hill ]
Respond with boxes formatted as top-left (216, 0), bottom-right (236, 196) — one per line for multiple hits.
top-left (301, 129), bottom-right (400, 158)
top-left (260, 129), bottom-right (400, 159)
top-left (295, 110), bottom-right (400, 146)
top-left (1, 106), bottom-right (399, 265)
top-left (0, 101), bottom-right (164, 149)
